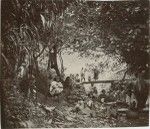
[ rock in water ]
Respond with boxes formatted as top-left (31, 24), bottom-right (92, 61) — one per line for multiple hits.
top-left (126, 110), bottom-right (139, 119)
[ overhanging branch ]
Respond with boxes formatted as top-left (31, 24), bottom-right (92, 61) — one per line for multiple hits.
top-left (35, 46), bottom-right (46, 59)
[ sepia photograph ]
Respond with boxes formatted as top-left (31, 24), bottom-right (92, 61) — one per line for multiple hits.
top-left (1, 0), bottom-right (149, 128)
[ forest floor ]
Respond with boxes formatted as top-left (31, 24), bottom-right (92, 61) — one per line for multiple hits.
top-left (3, 80), bottom-right (149, 128)
top-left (17, 92), bottom-right (149, 128)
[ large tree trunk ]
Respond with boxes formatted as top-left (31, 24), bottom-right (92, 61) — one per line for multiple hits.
top-left (59, 52), bottom-right (65, 75)
top-left (53, 51), bottom-right (61, 77)
top-left (133, 73), bottom-right (149, 110)
top-left (33, 57), bottom-right (39, 76)
top-left (50, 45), bottom-right (61, 77)
top-left (47, 48), bottom-right (51, 70)
top-left (1, 80), bottom-right (6, 128)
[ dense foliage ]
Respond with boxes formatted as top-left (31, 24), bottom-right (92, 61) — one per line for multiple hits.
top-left (2, 0), bottom-right (149, 78)
top-left (2, 0), bottom-right (74, 78)
top-left (62, 0), bottom-right (149, 77)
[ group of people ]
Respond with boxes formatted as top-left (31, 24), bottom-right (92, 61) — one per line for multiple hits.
top-left (69, 68), bottom-right (86, 83)
top-left (48, 69), bottom-right (72, 98)
top-left (20, 64), bottom-right (149, 114)
top-left (69, 66), bottom-right (100, 83)
top-left (86, 82), bottom-right (135, 107)
top-left (86, 79), bottom-right (149, 112)
top-left (87, 83), bottom-right (108, 104)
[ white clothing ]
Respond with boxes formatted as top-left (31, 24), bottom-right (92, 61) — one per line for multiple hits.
top-left (50, 81), bottom-right (63, 95)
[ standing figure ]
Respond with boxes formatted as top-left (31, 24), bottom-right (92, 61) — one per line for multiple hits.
top-left (93, 66), bottom-right (99, 81)
top-left (63, 76), bottom-right (73, 98)
top-left (88, 83), bottom-right (98, 101)
top-left (125, 83), bottom-right (134, 106)
top-left (75, 74), bottom-right (80, 83)
top-left (80, 67), bottom-right (85, 82)
top-left (88, 76), bottom-right (91, 82)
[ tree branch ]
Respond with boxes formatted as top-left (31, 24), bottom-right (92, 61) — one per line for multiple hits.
top-left (121, 68), bottom-right (129, 81)
top-left (2, 53), bottom-right (10, 68)
top-left (35, 46), bottom-right (46, 59)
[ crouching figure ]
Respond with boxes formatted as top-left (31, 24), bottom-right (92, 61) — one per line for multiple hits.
top-left (49, 76), bottom-right (63, 96)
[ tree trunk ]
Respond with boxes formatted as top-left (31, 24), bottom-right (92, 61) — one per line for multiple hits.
top-left (50, 45), bottom-right (61, 77)
top-left (133, 73), bottom-right (149, 110)
top-left (59, 52), bottom-right (64, 74)
top-left (53, 50), bottom-right (61, 77)
top-left (47, 48), bottom-right (51, 70)
top-left (34, 58), bottom-right (39, 75)
top-left (50, 45), bottom-right (65, 83)
top-left (1, 80), bottom-right (7, 128)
